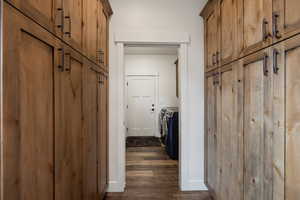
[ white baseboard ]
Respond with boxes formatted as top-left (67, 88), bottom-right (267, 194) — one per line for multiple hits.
top-left (181, 180), bottom-right (208, 191)
top-left (107, 181), bottom-right (125, 192)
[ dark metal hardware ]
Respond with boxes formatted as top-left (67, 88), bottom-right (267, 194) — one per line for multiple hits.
top-left (212, 53), bottom-right (216, 66)
top-left (56, 8), bottom-right (64, 32)
top-left (64, 53), bottom-right (71, 72)
top-left (58, 48), bottom-right (64, 72)
top-left (263, 54), bottom-right (269, 76)
top-left (97, 49), bottom-right (105, 64)
top-left (64, 16), bottom-right (71, 37)
top-left (272, 12), bottom-right (281, 39)
top-left (262, 18), bottom-right (271, 41)
top-left (273, 49), bottom-right (280, 74)
top-left (216, 51), bottom-right (220, 64)
top-left (151, 108), bottom-right (155, 112)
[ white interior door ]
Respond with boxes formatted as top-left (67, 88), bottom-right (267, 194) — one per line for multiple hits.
top-left (126, 76), bottom-right (157, 137)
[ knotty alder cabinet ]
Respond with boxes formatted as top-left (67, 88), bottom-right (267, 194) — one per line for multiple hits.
top-left (204, 30), bottom-right (300, 200)
top-left (201, 0), bottom-right (300, 72)
top-left (2, 2), bottom-right (110, 200)
top-left (4, 0), bottom-right (113, 69)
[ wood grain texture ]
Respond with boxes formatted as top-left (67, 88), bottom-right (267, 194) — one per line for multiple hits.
top-left (106, 147), bottom-right (212, 200)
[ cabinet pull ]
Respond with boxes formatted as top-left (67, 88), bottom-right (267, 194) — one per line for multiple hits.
top-left (97, 49), bottom-right (105, 64)
top-left (58, 48), bottom-right (65, 72)
top-left (64, 16), bottom-right (71, 37)
top-left (273, 49), bottom-right (279, 74)
top-left (216, 51), bottom-right (220, 64)
top-left (212, 53), bottom-right (216, 66)
top-left (262, 18), bottom-right (270, 41)
top-left (263, 54), bottom-right (269, 76)
top-left (56, 8), bottom-right (64, 32)
top-left (272, 12), bottom-right (282, 39)
top-left (64, 53), bottom-right (71, 72)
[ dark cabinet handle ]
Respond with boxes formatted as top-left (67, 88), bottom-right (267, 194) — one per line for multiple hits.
top-left (262, 18), bottom-right (271, 41)
top-left (273, 49), bottom-right (279, 74)
top-left (212, 53), bottom-right (216, 66)
top-left (216, 51), bottom-right (219, 64)
top-left (64, 53), bottom-right (71, 72)
top-left (64, 16), bottom-right (71, 37)
top-left (263, 54), bottom-right (269, 76)
top-left (97, 49), bottom-right (105, 64)
top-left (58, 48), bottom-right (65, 72)
top-left (272, 12), bottom-right (282, 39)
top-left (56, 8), bottom-right (64, 32)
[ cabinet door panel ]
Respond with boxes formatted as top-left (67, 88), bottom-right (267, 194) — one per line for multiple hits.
top-left (243, 52), bottom-right (273, 200)
top-left (284, 39), bottom-right (300, 200)
top-left (97, 75), bottom-right (108, 198)
top-left (55, 49), bottom-right (84, 200)
top-left (3, 4), bottom-right (57, 200)
top-left (84, 0), bottom-right (98, 63)
top-left (219, 64), bottom-right (243, 200)
top-left (205, 6), bottom-right (219, 71)
top-left (6, 0), bottom-right (58, 34)
top-left (241, 0), bottom-right (272, 56)
top-left (97, 3), bottom-right (108, 68)
top-left (220, 0), bottom-right (237, 65)
top-left (83, 66), bottom-right (98, 200)
top-left (273, 0), bottom-right (300, 41)
top-left (64, 0), bottom-right (83, 50)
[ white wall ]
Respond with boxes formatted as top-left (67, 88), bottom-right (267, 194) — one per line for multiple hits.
top-left (109, 0), bottom-right (208, 191)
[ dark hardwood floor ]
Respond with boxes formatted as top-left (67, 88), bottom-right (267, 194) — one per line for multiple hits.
top-left (105, 146), bottom-right (212, 200)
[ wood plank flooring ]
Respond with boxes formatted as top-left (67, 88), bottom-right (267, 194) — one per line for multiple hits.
top-left (105, 147), bottom-right (212, 200)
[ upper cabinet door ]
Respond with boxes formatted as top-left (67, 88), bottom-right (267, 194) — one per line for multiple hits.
top-left (273, 0), bottom-right (300, 42)
top-left (83, 0), bottom-right (98, 64)
top-left (3, 4), bottom-right (58, 200)
top-left (219, 0), bottom-right (239, 66)
top-left (204, 2), bottom-right (220, 72)
top-left (63, 0), bottom-right (84, 51)
top-left (240, 0), bottom-right (273, 56)
top-left (97, 2), bottom-right (109, 68)
top-left (5, 0), bottom-right (60, 35)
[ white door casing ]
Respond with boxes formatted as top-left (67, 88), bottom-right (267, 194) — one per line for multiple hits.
top-left (126, 75), bottom-right (158, 137)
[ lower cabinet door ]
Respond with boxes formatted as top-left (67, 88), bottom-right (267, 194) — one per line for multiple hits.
top-left (98, 74), bottom-right (108, 198)
top-left (55, 45), bottom-right (84, 200)
top-left (218, 63), bottom-right (243, 200)
top-left (2, 3), bottom-right (59, 200)
top-left (242, 50), bottom-right (274, 200)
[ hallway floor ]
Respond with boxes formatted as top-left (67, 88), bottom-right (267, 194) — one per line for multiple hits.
top-left (105, 146), bottom-right (211, 200)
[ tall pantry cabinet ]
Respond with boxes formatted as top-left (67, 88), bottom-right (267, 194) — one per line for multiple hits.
top-left (1, 0), bottom-right (112, 199)
top-left (201, 0), bottom-right (300, 199)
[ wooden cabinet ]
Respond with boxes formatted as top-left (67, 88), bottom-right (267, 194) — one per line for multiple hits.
top-left (219, 0), bottom-right (239, 65)
top-left (202, 0), bottom-right (219, 72)
top-left (273, 0), bottom-right (300, 42)
top-left (63, 0), bottom-right (84, 50)
top-left (97, 2), bottom-right (109, 69)
top-left (205, 70), bottom-right (219, 195)
top-left (2, 2), bottom-right (111, 199)
top-left (240, 0), bottom-right (273, 56)
top-left (98, 74), bottom-right (109, 199)
top-left (5, 0), bottom-right (60, 35)
top-left (2, 4), bottom-right (59, 200)
top-left (55, 45), bottom-right (84, 200)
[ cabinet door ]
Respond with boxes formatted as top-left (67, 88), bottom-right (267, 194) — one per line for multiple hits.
top-left (242, 50), bottom-right (274, 200)
top-left (83, 64), bottom-right (98, 200)
top-left (97, 74), bottom-right (109, 198)
top-left (219, 63), bottom-right (243, 200)
top-left (240, 0), bottom-right (273, 56)
top-left (219, 0), bottom-right (238, 65)
top-left (273, 0), bottom-right (300, 42)
top-left (3, 4), bottom-right (58, 200)
top-left (97, 2), bottom-right (109, 68)
top-left (55, 46), bottom-right (84, 200)
top-left (5, 0), bottom-right (60, 35)
top-left (274, 35), bottom-right (300, 200)
top-left (83, 0), bottom-right (98, 63)
top-left (205, 71), bottom-right (220, 197)
top-left (205, 3), bottom-right (219, 72)
top-left (63, 0), bottom-right (84, 50)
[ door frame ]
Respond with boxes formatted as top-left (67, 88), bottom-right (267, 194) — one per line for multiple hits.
top-left (111, 31), bottom-right (195, 191)
top-left (125, 74), bottom-right (160, 137)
